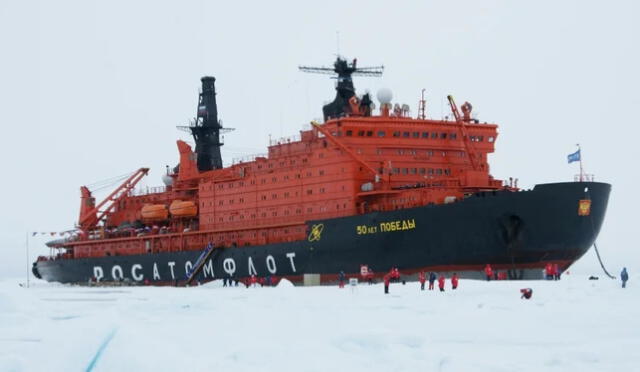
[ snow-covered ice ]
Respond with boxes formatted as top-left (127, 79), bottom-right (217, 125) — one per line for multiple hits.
top-left (0, 274), bottom-right (636, 371)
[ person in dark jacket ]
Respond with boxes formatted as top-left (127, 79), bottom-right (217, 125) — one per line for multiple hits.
top-left (438, 274), bottom-right (445, 292)
top-left (418, 271), bottom-right (426, 291)
top-left (428, 272), bottom-right (436, 290)
top-left (384, 274), bottom-right (390, 294)
top-left (621, 267), bottom-right (629, 288)
top-left (338, 271), bottom-right (346, 288)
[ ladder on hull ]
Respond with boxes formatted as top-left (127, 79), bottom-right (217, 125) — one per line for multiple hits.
top-left (185, 242), bottom-right (219, 285)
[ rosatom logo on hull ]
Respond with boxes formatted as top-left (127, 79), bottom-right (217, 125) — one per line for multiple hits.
top-left (308, 224), bottom-right (324, 242)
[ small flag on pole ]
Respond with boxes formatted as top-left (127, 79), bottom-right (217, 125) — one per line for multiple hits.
top-left (567, 149), bottom-right (581, 164)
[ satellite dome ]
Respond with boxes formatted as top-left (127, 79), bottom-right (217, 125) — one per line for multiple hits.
top-left (162, 174), bottom-right (174, 186)
top-left (376, 88), bottom-right (393, 105)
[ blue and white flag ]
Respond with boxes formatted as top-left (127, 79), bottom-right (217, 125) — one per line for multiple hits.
top-left (567, 149), bottom-right (581, 163)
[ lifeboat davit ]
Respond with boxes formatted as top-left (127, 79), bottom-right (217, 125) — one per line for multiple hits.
top-left (141, 204), bottom-right (168, 220)
top-left (169, 200), bottom-right (197, 217)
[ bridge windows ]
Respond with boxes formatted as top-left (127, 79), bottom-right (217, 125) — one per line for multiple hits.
top-left (422, 132), bottom-right (429, 138)
top-left (450, 133), bottom-right (457, 140)
top-left (366, 131), bottom-right (373, 137)
top-left (412, 132), bottom-right (420, 138)
top-left (358, 130), bottom-right (365, 136)
top-left (377, 131), bottom-right (386, 137)
top-left (440, 133), bottom-right (447, 139)
top-left (393, 131), bottom-right (400, 137)
top-left (402, 132), bottom-right (410, 138)
top-left (431, 132), bottom-right (438, 139)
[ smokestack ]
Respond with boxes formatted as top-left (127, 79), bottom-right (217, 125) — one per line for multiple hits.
top-left (191, 76), bottom-right (223, 171)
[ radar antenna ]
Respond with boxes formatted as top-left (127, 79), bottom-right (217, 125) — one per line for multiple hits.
top-left (299, 57), bottom-right (383, 120)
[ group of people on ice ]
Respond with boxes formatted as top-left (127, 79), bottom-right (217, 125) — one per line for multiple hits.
top-left (417, 271), bottom-right (458, 292)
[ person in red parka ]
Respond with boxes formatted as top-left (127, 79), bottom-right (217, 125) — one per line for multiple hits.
top-left (484, 264), bottom-right (493, 281)
top-left (438, 274), bottom-right (446, 292)
top-left (451, 273), bottom-right (459, 290)
top-left (384, 274), bottom-right (390, 294)
top-left (250, 274), bottom-right (257, 287)
top-left (553, 263), bottom-right (560, 280)
top-left (418, 271), bottom-right (426, 291)
top-left (545, 263), bottom-right (553, 280)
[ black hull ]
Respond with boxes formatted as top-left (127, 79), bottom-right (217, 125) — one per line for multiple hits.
top-left (34, 181), bottom-right (610, 284)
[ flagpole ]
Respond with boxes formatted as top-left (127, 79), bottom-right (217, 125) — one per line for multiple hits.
top-left (26, 231), bottom-right (30, 288)
top-left (578, 144), bottom-right (584, 182)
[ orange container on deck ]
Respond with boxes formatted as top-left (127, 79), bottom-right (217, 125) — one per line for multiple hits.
top-left (141, 204), bottom-right (168, 220)
top-left (169, 200), bottom-right (197, 217)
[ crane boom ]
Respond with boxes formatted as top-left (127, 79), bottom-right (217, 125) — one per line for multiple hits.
top-left (78, 168), bottom-right (150, 230)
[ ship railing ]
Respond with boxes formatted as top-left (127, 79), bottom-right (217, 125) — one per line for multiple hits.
top-left (232, 153), bottom-right (268, 165)
top-left (128, 186), bottom-right (167, 196)
top-left (574, 174), bottom-right (595, 182)
top-left (269, 133), bottom-right (301, 146)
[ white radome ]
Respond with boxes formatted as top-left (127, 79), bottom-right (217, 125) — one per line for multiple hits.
top-left (376, 88), bottom-right (393, 105)
top-left (162, 174), bottom-right (174, 186)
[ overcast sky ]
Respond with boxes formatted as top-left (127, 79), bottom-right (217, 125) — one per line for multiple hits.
top-left (1, 0), bottom-right (638, 279)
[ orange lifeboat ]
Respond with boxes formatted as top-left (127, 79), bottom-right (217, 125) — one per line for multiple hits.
top-left (141, 204), bottom-right (168, 220)
top-left (169, 200), bottom-right (197, 217)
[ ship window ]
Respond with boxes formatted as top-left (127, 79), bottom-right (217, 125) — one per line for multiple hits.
top-left (422, 132), bottom-right (429, 138)
top-left (358, 130), bottom-right (365, 136)
top-left (378, 167), bottom-right (384, 174)
top-left (412, 132), bottom-right (420, 138)
top-left (272, 177), bottom-right (277, 182)
top-left (478, 136), bottom-right (484, 142)
top-left (393, 168), bottom-right (400, 174)
top-left (419, 168), bottom-right (426, 175)
top-left (229, 199), bottom-right (234, 205)
top-left (410, 168), bottom-right (417, 175)
top-left (444, 169), bottom-right (451, 175)
top-left (488, 136), bottom-right (495, 143)
top-left (366, 131), bottom-right (373, 137)
top-left (440, 133), bottom-right (447, 139)
top-left (219, 200), bottom-right (224, 206)
top-left (431, 132), bottom-right (438, 139)
top-left (427, 150), bottom-right (434, 156)
top-left (240, 198), bottom-right (244, 203)
top-left (402, 168), bottom-right (408, 175)
top-left (272, 194), bottom-right (277, 199)
top-left (428, 169), bottom-right (434, 175)
top-left (261, 195), bottom-right (267, 200)
top-left (436, 169), bottom-right (443, 175)
top-left (320, 188), bottom-right (325, 193)
top-left (261, 179), bottom-right (266, 184)
top-left (470, 135), bottom-right (476, 141)
top-left (377, 131), bottom-right (385, 137)
top-left (307, 207), bottom-right (313, 213)
top-left (376, 149), bottom-right (383, 155)
top-left (296, 209), bottom-right (301, 214)
top-left (402, 132), bottom-right (410, 138)
top-left (450, 133), bottom-right (457, 140)
top-left (393, 131), bottom-right (400, 137)
top-left (307, 189), bottom-right (313, 195)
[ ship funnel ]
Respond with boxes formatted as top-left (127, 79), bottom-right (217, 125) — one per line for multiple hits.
top-left (191, 76), bottom-right (223, 171)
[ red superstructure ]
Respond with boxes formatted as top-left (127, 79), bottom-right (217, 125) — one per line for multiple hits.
top-left (47, 57), bottom-right (508, 262)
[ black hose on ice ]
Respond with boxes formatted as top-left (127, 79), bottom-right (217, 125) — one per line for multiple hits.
top-left (585, 187), bottom-right (615, 279)
top-left (593, 242), bottom-right (615, 279)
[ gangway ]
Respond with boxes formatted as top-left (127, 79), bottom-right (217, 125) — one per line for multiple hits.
top-left (185, 242), bottom-right (220, 285)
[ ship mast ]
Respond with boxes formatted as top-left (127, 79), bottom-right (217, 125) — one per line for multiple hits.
top-left (299, 57), bottom-right (383, 121)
